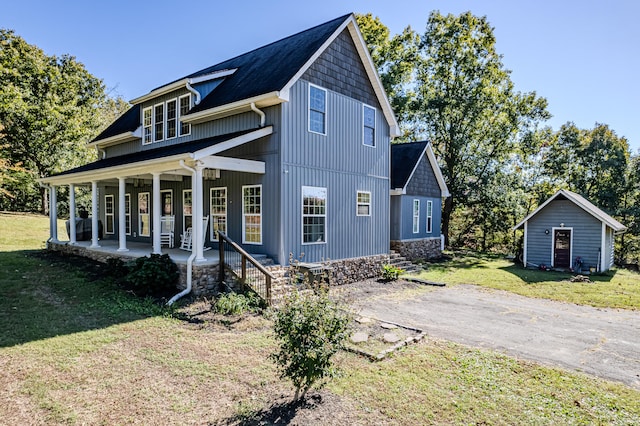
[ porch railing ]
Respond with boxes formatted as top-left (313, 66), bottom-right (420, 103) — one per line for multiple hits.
top-left (217, 231), bottom-right (274, 305)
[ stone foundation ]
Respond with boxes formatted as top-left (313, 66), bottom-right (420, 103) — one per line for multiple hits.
top-left (391, 238), bottom-right (442, 261)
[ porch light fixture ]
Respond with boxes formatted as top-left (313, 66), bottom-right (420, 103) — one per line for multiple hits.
top-left (560, 223), bottom-right (565, 227)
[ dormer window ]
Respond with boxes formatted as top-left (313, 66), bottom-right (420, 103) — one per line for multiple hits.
top-left (166, 99), bottom-right (177, 139)
top-left (143, 107), bottom-right (152, 144)
top-left (179, 94), bottom-right (191, 136)
top-left (154, 103), bottom-right (164, 141)
top-left (142, 95), bottom-right (191, 144)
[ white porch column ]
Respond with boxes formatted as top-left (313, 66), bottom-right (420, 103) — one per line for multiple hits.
top-left (69, 184), bottom-right (76, 244)
top-left (152, 172), bottom-right (162, 254)
top-left (90, 181), bottom-right (100, 248)
top-left (50, 185), bottom-right (59, 242)
top-left (117, 177), bottom-right (128, 252)
top-left (194, 162), bottom-right (206, 262)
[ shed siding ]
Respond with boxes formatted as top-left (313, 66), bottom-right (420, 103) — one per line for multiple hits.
top-left (526, 200), bottom-right (602, 269)
top-left (405, 154), bottom-right (442, 198)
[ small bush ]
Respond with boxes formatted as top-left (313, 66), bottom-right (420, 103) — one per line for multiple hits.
top-left (213, 292), bottom-right (263, 315)
top-left (381, 264), bottom-right (404, 281)
top-left (270, 288), bottom-right (351, 401)
top-left (105, 257), bottom-right (127, 278)
top-left (123, 254), bottom-right (180, 297)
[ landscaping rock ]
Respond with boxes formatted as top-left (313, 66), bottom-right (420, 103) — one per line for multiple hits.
top-left (351, 332), bottom-right (369, 343)
top-left (383, 333), bottom-right (400, 343)
top-left (355, 317), bottom-right (372, 324)
top-left (380, 322), bottom-right (398, 330)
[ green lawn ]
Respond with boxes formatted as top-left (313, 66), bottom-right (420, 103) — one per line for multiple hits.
top-left (1, 212), bottom-right (639, 424)
top-left (414, 251), bottom-right (640, 310)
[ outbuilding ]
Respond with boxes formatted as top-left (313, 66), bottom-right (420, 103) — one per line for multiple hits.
top-left (513, 189), bottom-right (626, 272)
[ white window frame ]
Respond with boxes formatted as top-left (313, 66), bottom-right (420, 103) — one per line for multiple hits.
top-left (179, 94), bottom-right (191, 136)
top-left (161, 189), bottom-right (173, 216)
top-left (210, 187), bottom-right (227, 241)
top-left (138, 192), bottom-right (150, 237)
top-left (412, 199), bottom-right (420, 234)
top-left (142, 107), bottom-right (152, 145)
top-left (104, 194), bottom-right (115, 234)
top-left (154, 102), bottom-right (164, 142)
top-left (356, 191), bottom-right (371, 217)
top-left (182, 189), bottom-right (192, 234)
top-left (242, 185), bottom-right (262, 245)
top-left (302, 186), bottom-right (327, 244)
top-left (363, 104), bottom-right (376, 147)
top-left (125, 193), bottom-right (131, 235)
top-left (426, 200), bottom-right (433, 233)
top-left (308, 84), bottom-right (327, 135)
top-left (165, 98), bottom-right (177, 140)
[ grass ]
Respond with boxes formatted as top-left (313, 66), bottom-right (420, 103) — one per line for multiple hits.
top-left (1, 212), bottom-right (639, 424)
top-left (414, 251), bottom-right (640, 309)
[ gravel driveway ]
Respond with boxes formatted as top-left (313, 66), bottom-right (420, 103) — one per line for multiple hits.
top-left (350, 283), bottom-right (640, 389)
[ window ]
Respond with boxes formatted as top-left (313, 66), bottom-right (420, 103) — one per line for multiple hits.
top-left (183, 190), bottom-right (192, 233)
top-left (143, 107), bottom-right (152, 144)
top-left (138, 192), bottom-right (150, 237)
top-left (179, 94), bottom-right (191, 136)
top-left (356, 191), bottom-right (371, 216)
top-left (308, 84), bottom-right (326, 134)
top-left (363, 105), bottom-right (376, 147)
top-left (105, 195), bottom-right (114, 234)
top-left (166, 99), bottom-right (177, 139)
top-left (154, 103), bottom-right (164, 141)
top-left (243, 185), bottom-right (262, 244)
top-left (210, 187), bottom-right (227, 240)
top-left (302, 186), bottom-right (327, 244)
top-left (426, 200), bottom-right (433, 233)
top-left (125, 194), bottom-right (131, 235)
top-left (412, 199), bottom-right (420, 234)
top-left (161, 190), bottom-right (173, 216)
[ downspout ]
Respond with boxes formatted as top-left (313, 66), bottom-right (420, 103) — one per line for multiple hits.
top-left (185, 81), bottom-right (201, 105)
top-left (167, 160), bottom-right (197, 305)
top-left (250, 102), bottom-right (265, 127)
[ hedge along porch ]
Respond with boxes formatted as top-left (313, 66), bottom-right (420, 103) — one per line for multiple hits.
top-left (513, 189), bottom-right (626, 272)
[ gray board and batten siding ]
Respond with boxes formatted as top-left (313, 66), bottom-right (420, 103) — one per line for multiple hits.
top-left (526, 199), bottom-right (606, 270)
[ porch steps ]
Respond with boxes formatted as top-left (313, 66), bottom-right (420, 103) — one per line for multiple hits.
top-left (388, 250), bottom-right (421, 274)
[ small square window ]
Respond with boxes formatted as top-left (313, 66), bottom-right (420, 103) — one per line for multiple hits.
top-left (356, 191), bottom-right (371, 216)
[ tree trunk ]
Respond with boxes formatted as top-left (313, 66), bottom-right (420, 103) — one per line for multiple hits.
top-left (442, 196), bottom-right (454, 247)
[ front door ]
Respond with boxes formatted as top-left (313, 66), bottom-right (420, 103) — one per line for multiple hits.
top-left (553, 229), bottom-right (571, 268)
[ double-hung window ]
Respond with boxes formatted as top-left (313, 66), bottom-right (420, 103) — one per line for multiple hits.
top-left (412, 199), bottom-right (420, 234)
top-left (363, 105), bottom-right (376, 147)
top-left (105, 195), bottom-right (114, 234)
top-left (161, 190), bottom-right (173, 216)
top-left (210, 187), bottom-right (227, 240)
top-left (426, 200), bottom-right (433, 233)
top-left (356, 191), bottom-right (371, 216)
top-left (302, 186), bottom-right (327, 244)
top-left (243, 185), bottom-right (262, 244)
top-left (138, 192), bottom-right (150, 237)
top-left (124, 194), bottom-right (131, 235)
top-left (309, 84), bottom-right (326, 134)
top-left (154, 103), bottom-right (164, 141)
top-left (143, 107), bottom-right (152, 144)
top-left (183, 190), bottom-right (192, 233)
top-left (179, 94), bottom-right (191, 136)
top-left (166, 99), bottom-right (177, 139)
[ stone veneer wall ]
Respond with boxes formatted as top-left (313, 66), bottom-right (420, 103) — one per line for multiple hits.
top-left (391, 238), bottom-right (441, 261)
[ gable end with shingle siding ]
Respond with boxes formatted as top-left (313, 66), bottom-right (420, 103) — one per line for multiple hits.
top-left (406, 155), bottom-right (443, 198)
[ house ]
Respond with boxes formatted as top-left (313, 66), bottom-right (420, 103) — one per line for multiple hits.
top-left (390, 141), bottom-right (450, 260)
top-left (513, 189), bottom-right (626, 272)
top-left (40, 14), bottom-right (402, 297)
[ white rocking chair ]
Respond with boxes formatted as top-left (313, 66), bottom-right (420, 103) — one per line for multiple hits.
top-left (160, 215), bottom-right (175, 248)
top-left (180, 216), bottom-right (210, 251)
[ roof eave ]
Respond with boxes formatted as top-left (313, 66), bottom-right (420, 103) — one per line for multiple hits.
top-left (181, 92), bottom-right (285, 125)
top-left (88, 128), bottom-right (141, 148)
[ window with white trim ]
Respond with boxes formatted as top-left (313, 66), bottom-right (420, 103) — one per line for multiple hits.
top-left (154, 103), bottom-right (164, 141)
top-left (426, 200), bottom-right (433, 233)
top-left (309, 84), bottom-right (326, 135)
top-left (166, 99), bottom-right (177, 139)
top-left (183, 190), bottom-right (192, 234)
top-left (143, 107), bottom-right (152, 144)
top-left (243, 185), bottom-right (262, 244)
top-left (161, 189), bottom-right (173, 216)
top-left (179, 94), bottom-right (191, 136)
top-left (363, 105), bottom-right (376, 147)
top-left (138, 192), bottom-right (150, 237)
top-left (356, 191), bottom-right (371, 216)
top-left (125, 194), bottom-right (131, 235)
top-left (105, 195), bottom-right (114, 234)
top-left (302, 186), bottom-right (327, 244)
top-left (210, 187), bottom-right (227, 241)
top-left (412, 199), bottom-right (420, 234)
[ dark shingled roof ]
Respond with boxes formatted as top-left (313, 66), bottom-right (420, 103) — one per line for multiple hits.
top-left (91, 104), bottom-right (140, 142)
top-left (54, 128), bottom-right (259, 177)
top-left (188, 14), bottom-right (350, 114)
top-left (391, 141), bottom-right (429, 189)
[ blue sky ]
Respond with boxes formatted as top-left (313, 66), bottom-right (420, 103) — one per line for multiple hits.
top-left (3, 0), bottom-right (639, 152)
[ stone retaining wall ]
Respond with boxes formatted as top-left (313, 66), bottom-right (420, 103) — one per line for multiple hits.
top-left (391, 238), bottom-right (441, 261)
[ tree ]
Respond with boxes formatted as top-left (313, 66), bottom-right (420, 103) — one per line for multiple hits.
top-left (0, 29), bottom-right (124, 213)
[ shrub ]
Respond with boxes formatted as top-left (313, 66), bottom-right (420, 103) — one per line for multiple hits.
top-left (123, 254), bottom-right (180, 297)
top-left (212, 291), bottom-right (264, 315)
top-left (105, 257), bottom-right (127, 278)
top-left (381, 264), bottom-right (404, 281)
top-left (270, 288), bottom-right (351, 401)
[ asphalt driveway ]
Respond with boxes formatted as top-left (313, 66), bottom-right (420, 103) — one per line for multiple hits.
top-left (354, 284), bottom-right (640, 389)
